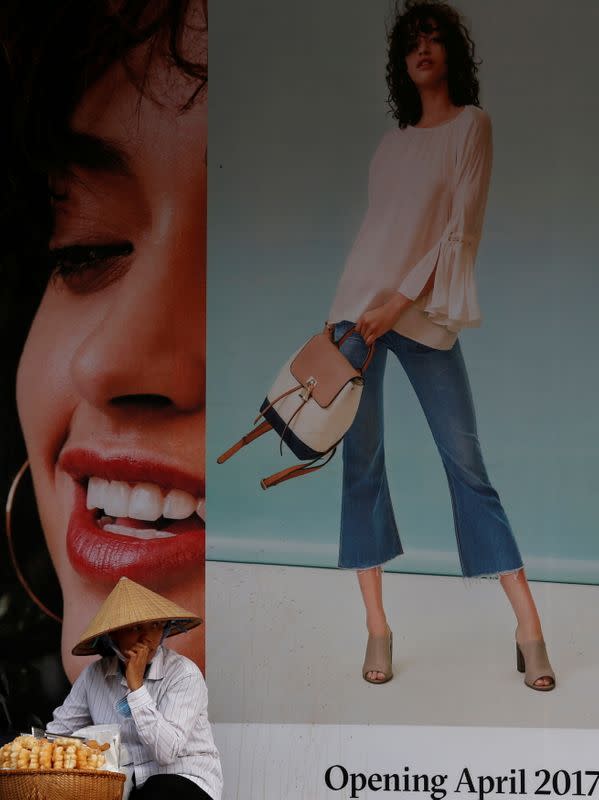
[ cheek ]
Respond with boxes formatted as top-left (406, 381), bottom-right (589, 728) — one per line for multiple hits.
top-left (114, 632), bottom-right (136, 651)
top-left (16, 289), bottom-right (83, 559)
top-left (405, 56), bottom-right (417, 78)
top-left (17, 289), bottom-right (81, 462)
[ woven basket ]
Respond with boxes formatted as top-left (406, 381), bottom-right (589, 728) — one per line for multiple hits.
top-left (0, 769), bottom-right (125, 800)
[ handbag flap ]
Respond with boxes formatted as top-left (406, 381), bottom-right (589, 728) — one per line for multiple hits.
top-left (290, 333), bottom-right (360, 408)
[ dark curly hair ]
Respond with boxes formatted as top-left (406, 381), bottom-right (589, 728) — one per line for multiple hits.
top-left (386, 0), bottom-right (480, 128)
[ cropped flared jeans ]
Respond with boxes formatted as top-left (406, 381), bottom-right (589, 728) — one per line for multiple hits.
top-left (334, 321), bottom-right (523, 578)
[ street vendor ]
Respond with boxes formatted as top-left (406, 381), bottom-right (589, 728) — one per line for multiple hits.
top-left (46, 577), bottom-right (222, 800)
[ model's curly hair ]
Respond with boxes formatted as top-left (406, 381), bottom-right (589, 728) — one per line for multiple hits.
top-left (386, 0), bottom-right (480, 128)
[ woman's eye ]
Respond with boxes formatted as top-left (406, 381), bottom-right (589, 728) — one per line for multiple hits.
top-left (47, 242), bottom-right (134, 293)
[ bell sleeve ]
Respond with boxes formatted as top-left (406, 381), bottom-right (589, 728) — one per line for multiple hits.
top-left (397, 111), bottom-right (493, 332)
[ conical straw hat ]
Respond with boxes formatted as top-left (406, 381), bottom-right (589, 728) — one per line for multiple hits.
top-left (72, 577), bottom-right (202, 656)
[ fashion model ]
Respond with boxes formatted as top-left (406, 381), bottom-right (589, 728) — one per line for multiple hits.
top-left (327, 0), bottom-right (555, 691)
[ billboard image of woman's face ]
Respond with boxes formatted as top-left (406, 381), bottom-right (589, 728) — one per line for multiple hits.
top-left (1, 0), bottom-right (207, 719)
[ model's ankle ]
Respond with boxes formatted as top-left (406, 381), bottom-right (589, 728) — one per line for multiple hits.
top-left (516, 622), bottom-right (544, 643)
top-left (366, 617), bottom-right (389, 637)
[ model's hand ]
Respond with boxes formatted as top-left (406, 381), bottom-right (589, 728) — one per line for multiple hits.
top-left (356, 295), bottom-right (409, 346)
top-left (124, 642), bottom-right (151, 691)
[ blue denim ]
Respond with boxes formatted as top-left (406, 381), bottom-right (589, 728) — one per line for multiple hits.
top-left (335, 321), bottom-right (523, 577)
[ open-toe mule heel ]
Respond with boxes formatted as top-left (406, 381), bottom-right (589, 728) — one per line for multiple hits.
top-left (515, 639), bottom-right (556, 691)
top-left (362, 629), bottom-right (393, 684)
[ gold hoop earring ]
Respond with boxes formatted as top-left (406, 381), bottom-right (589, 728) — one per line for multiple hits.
top-left (5, 460), bottom-right (62, 624)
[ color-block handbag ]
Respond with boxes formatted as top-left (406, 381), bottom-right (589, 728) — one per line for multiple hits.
top-left (217, 325), bottom-right (374, 488)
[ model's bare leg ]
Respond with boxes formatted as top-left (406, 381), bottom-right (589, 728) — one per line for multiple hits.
top-left (358, 567), bottom-right (389, 682)
top-left (500, 568), bottom-right (553, 688)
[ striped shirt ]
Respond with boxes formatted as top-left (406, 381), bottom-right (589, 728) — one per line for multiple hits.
top-left (46, 647), bottom-right (222, 800)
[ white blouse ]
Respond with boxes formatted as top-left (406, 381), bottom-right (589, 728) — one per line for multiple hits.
top-left (328, 105), bottom-right (493, 350)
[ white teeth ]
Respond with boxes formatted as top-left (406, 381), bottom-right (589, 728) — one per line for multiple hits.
top-left (163, 489), bottom-right (197, 520)
top-left (103, 480), bottom-right (130, 517)
top-left (86, 477), bottom-right (202, 523)
top-left (103, 524), bottom-right (175, 540)
top-left (129, 483), bottom-right (163, 522)
top-left (196, 499), bottom-right (205, 520)
top-left (86, 477), bottom-right (108, 510)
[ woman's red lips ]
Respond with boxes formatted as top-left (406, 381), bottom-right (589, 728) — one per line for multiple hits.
top-left (67, 483), bottom-right (204, 584)
top-left (60, 449), bottom-right (204, 584)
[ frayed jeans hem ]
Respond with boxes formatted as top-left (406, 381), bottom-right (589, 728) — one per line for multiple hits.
top-left (463, 564), bottom-right (524, 584)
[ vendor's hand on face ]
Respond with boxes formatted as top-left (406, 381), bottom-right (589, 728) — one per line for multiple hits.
top-left (111, 621), bottom-right (166, 691)
top-left (124, 642), bottom-right (152, 691)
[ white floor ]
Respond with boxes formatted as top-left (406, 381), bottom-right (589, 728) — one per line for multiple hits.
top-left (206, 561), bottom-right (599, 728)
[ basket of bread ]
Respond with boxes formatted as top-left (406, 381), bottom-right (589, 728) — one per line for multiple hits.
top-left (0, 734), bottom-right (126, 800)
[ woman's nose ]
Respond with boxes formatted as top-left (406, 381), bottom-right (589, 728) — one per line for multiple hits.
top-left (417, 35), bottom-right (430, 54)
top-left (70, 249), bottom-right (204, 413)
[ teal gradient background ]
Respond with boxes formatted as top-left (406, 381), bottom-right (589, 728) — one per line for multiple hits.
top-left (208, 0), bottom-right (599, 582)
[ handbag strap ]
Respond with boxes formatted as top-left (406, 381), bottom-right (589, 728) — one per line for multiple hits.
top-left (254, 384), bottom-right (301, 426)
top-left (217, 420), bottom-right (272, 464)
top-left (260, 447), bottom-right (337, 490)
top-left (334, 325), bottom-right (375, 374)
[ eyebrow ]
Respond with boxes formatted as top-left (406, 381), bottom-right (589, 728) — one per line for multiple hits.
top-left (61, 131), bottom-right (133, 177)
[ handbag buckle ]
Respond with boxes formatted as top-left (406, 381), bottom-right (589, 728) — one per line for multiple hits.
top-left (299, 377), bottom-right (317, 401)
